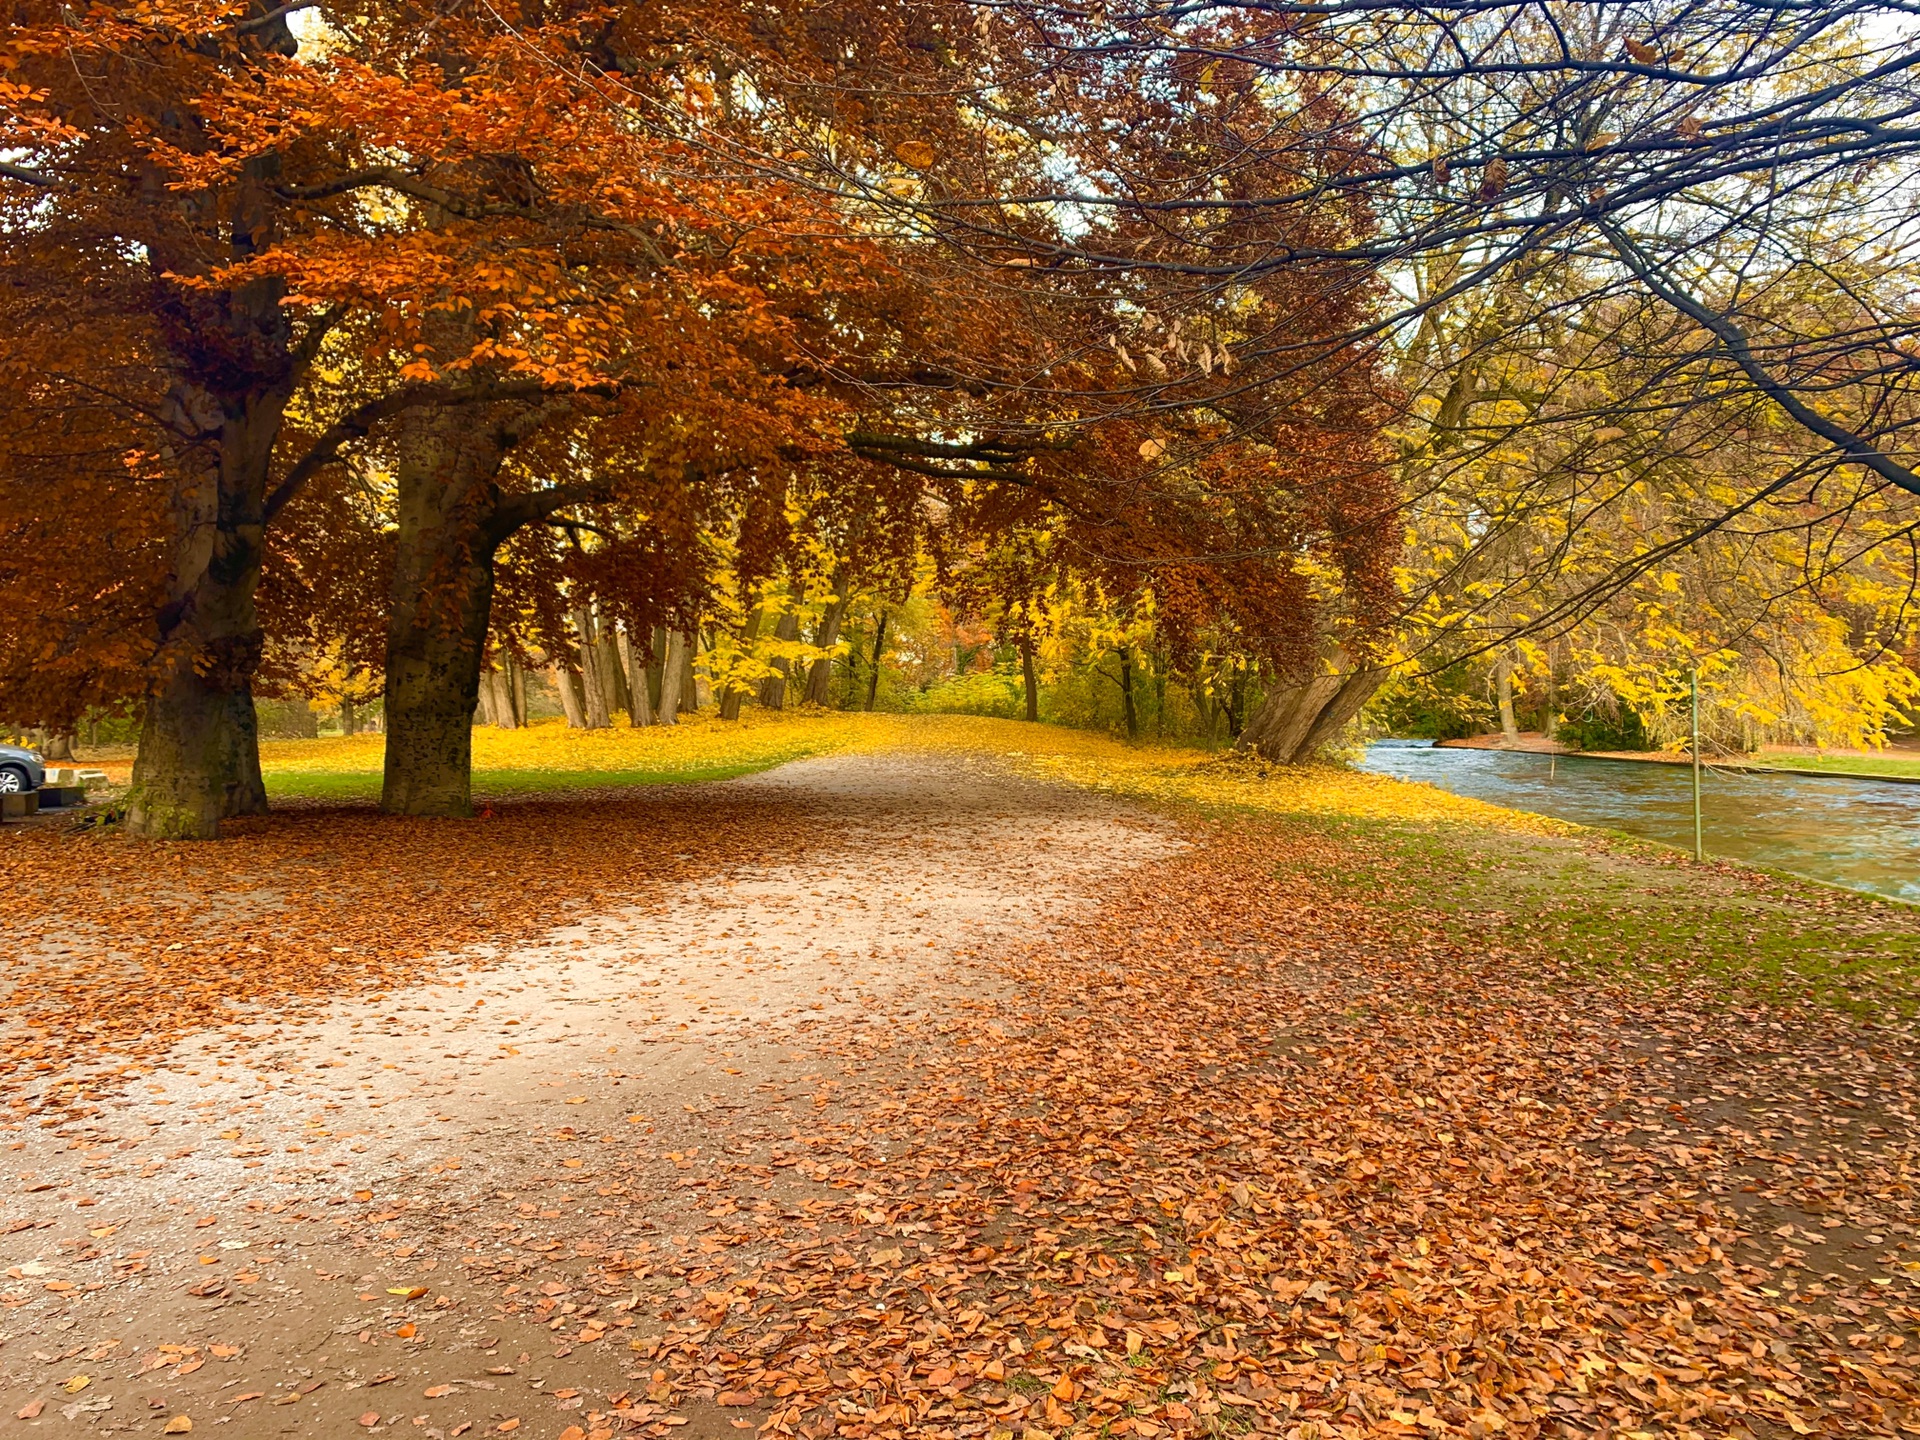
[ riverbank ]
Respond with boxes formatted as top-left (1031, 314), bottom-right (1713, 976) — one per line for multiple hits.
top-left (1435, 729), bottom-right (1920, 782)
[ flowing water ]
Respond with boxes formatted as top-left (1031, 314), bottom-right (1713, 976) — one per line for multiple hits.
top-left (1358, 740), bottom-right (1920, 903)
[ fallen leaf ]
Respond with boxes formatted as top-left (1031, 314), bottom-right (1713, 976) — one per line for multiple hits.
top-left (61, 1374), bottom-right (89, 1394)
top-left (425, 1384), bottom-right (454, 1398)
top-left (16, 1399), bottom-right (43, 1419)
top-left (358, 1412), bottom-right (381, 1428)
top-left (163, 1418), bottom-right (193, 1435)
top-left (388, 1285), bottom-right (429, 1299)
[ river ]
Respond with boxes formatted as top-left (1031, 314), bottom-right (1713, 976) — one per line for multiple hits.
top-left (1358, 740), bottom-right (1920, 903)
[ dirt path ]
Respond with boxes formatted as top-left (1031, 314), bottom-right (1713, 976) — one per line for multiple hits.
top-left (0, 754), bottom-right (1177, 1438)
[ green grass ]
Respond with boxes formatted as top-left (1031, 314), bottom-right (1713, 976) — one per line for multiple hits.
top-left (1276, 812), bottom-right (1920, 1019)
top-left (1748, 752), bottom-right (1920, 781)
top-left (265, 760), bottom-right (792, 801)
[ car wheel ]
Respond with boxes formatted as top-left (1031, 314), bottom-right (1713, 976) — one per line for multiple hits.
top-left (0, 766), bottom-right (25, 794)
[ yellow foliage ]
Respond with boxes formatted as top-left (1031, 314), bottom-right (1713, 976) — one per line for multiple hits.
top-left (260, 712), bottom-right (1561, 834)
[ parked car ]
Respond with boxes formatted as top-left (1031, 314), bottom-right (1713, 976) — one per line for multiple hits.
top-left (0, 744), bottom-right (46, 794)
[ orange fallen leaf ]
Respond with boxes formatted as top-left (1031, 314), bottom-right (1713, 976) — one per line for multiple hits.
top-left (496, 1422), bottom-right (521, 1434)
top-left (16, 1399), bottom-right (43, 1419)
top-left (715, 1391), bottom-right (758, 1407)
top-left (208, 1345), bottom-right (240, 1358)
top-left (163, 1418), bottom-right (192, 1435)
top-left (425, 1384), bottom-right (454, 1398)
top-left (358, 1413), bottom-right (380, 1428)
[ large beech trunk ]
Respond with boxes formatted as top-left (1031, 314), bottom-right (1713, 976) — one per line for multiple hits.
top-left (126, 379), bottom-right (279, 839)
top-left (380, 410), bottom-right (503, 818)
top-left (1236, 658), bottom-right (1387, 764)
top-left (125, 164), bottom-right (293, 839)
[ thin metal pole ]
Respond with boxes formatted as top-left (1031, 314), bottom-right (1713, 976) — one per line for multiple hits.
top-left (1691, 663), bottom-right (1704, 862)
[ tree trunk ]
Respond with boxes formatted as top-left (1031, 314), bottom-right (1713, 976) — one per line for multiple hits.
top-left (1237, 660), bottom-right (1387, 763)
top-left (1495, 649), bottom-right (1519, 744)
top-left (720, 607), bottom-right (763, 721)
top-left (43, 731), bottom-right (74, 762)
top-left (124, 203), bottom-right (292, 838)
top-left (1020, 633), bottom-right (1039, 721)
top-left (597, 622), bottom-right (628, 719)
top-left (758, 610), bottom-right (800, 709)
top-left (679, 634), bottom-right (701, 714)
top-left (805, 580), bottom-right (851, 706)
top-left (476, 670), bottom-right (499, 727)
top-left (552, 667), bottom-right (588, 727)
top-left (484, 665), bottom-right (521, 729)
top-left (657, 630), bottom-right (689, 724)
top-left (290, 702), bottom-right (319, 739)
top-left (570, 607), bottom-right (612, 729)
top-left (1118, 649), bottom-right (1139, 740)
top-left (866, 612), bottom-right (888, 711)
top-left (125, 383), bottom-right (279, 838)
top-left (341, 699), bottom-right (358, 736)
top-left (508, 653), bottom-right (528, 727)
top-left (619, 626), bottom-right (655, 726)
top-left (1542, 659), bottom-right (1558, 740)
top-left (380, 409), bottom-right (506, 817)
top-left (691, 634), bottom-right (712, 711)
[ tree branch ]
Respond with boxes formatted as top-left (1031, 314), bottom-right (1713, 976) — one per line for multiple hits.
top-left (264, 379), bottom-right (606, 523)
top-left (1601, 222), bottom-right (1920, 502)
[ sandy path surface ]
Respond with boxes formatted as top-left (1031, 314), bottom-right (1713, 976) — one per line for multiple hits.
top-left (0, 754), bottom-right (1179, 1439)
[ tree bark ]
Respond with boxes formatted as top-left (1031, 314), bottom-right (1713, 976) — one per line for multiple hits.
top-left (570, 607), bottom-right (612, 729)
top-left (1237, 659), bottom-right (1387, 763)
top-left (124, 164), bottom-right (292, 839)
top-left (553, 666), bottom-right (588, 728)
top-left (596, 621), bottom-right (628, 719)
top-left (43, 731), bottom-right (74, 762)
top-left (379, 408), bottom-right (506, 817)
top-left (657, 630), bottom-right (689, 724)
top-left (865, 612), bottom-right (888, 711)
top-left (690, 634), bottom-right (712, 711)
top-left (1495, 649), bottom-right (1519, 744)
top-left (758, 610), bottom-right (800, 708)
top-left (619, 626), bottom-right (654, 726)
top-left (508, 653), bottom-right (528, 726)
top-left (125, 379), bottom-right (279, 838)
top-left (1117, 649), bottom-right (1139, 740)
top-left (720, 607), bottom-right (763, 721)
top-left (1020, 634), bottom-right (1039, 721)
top-left (805, 579), bottom-right (851, 706)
